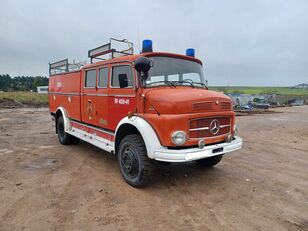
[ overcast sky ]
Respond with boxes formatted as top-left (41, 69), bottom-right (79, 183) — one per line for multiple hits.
top-left (0, 0), bottom-right (307, 86)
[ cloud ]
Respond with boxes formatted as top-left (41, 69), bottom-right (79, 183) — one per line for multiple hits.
top-left (0, 0), bottom-right (307, 86)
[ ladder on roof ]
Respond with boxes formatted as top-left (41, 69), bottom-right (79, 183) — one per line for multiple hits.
top-left (49, 38), bottom-right (133, 75)
top-left (88, 38), bottom-right (134, 63)
top-left (49, 59), bottom-right (86, 75)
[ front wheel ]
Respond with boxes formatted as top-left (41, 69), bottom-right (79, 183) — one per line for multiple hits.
top-left (196, 155), bottom-right (223, 167)
top-left (118, 134), bottom-right (153, 187)
top-left (57, 116), bottom-right (79, 145)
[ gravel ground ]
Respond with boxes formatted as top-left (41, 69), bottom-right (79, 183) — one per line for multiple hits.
top-left (0, 106), bottom-right (307, 231)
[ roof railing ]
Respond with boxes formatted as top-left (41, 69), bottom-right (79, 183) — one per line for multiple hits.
top-left (49, 59), bottom-right (86, 75)
top-left (88, 38), bottom-right (134, 63)
top-left (49, 38), bottom-right (133, 75)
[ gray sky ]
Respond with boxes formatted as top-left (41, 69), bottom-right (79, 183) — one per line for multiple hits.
top-left (0, 0), bottom-right (307, 86)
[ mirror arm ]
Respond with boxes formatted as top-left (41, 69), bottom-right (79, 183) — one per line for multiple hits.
top-left (140, 71), bottom-right (148, 87)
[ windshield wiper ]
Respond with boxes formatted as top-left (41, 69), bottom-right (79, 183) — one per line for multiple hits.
top-left (146, 81), bottom-right (176, 87)
top-left (176, 80), bottom-right (195, 88)
top-left (191, 82), bottom-right (208, 89)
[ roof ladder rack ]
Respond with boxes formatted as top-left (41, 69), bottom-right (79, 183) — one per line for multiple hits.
top-left (88, 38), bottom-right (134, 63)
top-left (49, 59), bottom-right (85, 75)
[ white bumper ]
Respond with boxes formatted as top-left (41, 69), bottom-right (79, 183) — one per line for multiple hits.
top-left (154, 136), bottom-right (242, 162)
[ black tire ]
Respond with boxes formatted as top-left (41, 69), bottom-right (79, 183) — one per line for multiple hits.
top-left (156, 161), bottom-right (171, 166)
top-left (57, 116), bottom-right (79, 145)
top-left (118, 134), bottom-right (153, 187)
top-left (196, 155), bottom-right (223, 167)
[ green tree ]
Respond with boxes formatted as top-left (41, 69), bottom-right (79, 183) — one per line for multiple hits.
top-left (0, 75), bottom-right (48, 91)
top-left (32, 76), bottom-right (45, 91)
top-left (0, 74), bottom-right (12, 91)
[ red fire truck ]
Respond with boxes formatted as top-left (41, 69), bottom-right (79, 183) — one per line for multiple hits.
top-left (48, 38), bottom-right (242, 187)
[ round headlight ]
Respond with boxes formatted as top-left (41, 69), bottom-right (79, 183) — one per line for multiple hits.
top-left (171, 131), bottom-right (187, 146)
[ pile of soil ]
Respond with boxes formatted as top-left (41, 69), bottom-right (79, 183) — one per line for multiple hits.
top-left (0, 98), bottom-right (47, 109)
top-left (0, 98), bottom-right (23, 109)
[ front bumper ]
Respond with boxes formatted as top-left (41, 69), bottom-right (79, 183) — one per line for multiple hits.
top-left (154, 136), bottom-right (242, 162)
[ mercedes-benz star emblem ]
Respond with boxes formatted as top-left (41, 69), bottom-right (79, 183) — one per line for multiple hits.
top-left (209, 119), bottom-right (220, 135)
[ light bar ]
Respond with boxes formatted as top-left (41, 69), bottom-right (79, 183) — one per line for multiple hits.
top-left (88, 43), bottom-right (112, 58)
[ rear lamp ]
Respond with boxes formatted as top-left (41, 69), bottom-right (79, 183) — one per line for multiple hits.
top-left (171, 131), bottom-right (187, 146)
top-left (142, 39), bottom-right (153, 53)
top-left (186, 48), bottom-right (195, 57)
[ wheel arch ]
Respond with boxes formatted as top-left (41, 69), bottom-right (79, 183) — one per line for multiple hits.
top-left (55, 107), bottom-right (70, 133)
top-left (115, 116), bottom-right (162, 159)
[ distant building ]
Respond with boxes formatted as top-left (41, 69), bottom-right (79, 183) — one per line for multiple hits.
top-left (37, 86), bottom-right (48, 94)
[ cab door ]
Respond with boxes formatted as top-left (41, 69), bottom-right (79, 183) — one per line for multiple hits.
top-left (95, 66), bottom-right (109, 129)
top-left (81, 68), bottom-right (97, 125)
top-left (108, 63), bottom-right (137, 130)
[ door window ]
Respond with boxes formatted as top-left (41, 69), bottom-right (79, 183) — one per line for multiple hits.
top-left (85, 69), bottom-right (96, 88)
top-left (98, 68), bottom-right (108, 88)
top-left (111, 65), bottom-right (133, 88)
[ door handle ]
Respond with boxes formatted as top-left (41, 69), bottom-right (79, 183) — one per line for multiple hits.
top-left (88, 99), bottom-right (92, 103)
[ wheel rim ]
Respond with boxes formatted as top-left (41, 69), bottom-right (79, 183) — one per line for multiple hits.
top-left (120, 145), bottom-right (139, 179)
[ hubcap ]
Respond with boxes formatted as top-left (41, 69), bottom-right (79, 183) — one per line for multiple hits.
top-left (121, 146), bottom-right (139, 178)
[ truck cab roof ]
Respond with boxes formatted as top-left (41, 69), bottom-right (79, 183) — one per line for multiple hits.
top-left (82, 52), bottom-right (203, 70)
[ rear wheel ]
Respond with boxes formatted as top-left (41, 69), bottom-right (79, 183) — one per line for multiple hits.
top-left (196, 155), bottom-right (223, 167)
top-left (118, 134), bottom-right (153, 187)
top-left (57, 116), bottom-right (79, 145)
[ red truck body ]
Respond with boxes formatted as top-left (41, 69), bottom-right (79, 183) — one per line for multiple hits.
top-left (48, 39), bottom-right (242, 187)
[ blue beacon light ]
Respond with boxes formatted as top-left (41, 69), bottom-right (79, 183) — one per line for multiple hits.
top-left (186, 48), bottom-right (195, 57)
top-left (142, 39), bottom-right (153, 53)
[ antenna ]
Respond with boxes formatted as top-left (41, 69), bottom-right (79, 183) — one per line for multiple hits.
top-left (137, 28), bottom-right (141, 54)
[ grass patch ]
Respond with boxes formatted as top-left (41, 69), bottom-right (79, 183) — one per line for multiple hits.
top-left (0, 91), bottom-right (48, 105)
top-left (209, 87), bottom-right (308, 96)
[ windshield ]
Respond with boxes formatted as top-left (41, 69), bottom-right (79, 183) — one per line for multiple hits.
top-left (144, 56), bottom-right (206, 88)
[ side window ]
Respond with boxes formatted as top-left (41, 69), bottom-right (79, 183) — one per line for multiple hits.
top-left (111, 65), bottom-right (133, 88)
top-left (85, 69), bottom-right (96, 88)
top-left (98, 67), bottom-right (108, 88)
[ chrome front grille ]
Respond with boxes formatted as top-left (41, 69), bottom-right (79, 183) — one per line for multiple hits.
top-left (189, 117), bottom-right (231, 139)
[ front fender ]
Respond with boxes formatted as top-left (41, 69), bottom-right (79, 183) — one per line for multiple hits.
top-left (56, 107), bottom-right (71, 132)
top-left (115, 116), bottom-right (162, 159)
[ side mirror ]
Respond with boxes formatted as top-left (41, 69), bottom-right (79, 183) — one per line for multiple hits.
top-left (119, 74), bottom-right (128, 88)
top-left (134, 56), bottom-right (151, 74)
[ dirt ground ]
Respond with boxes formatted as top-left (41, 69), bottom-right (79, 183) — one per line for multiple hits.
top-left (0, 98), bottom-right (47, 109)
top-left (0, 106), bottom-right (307, 231)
